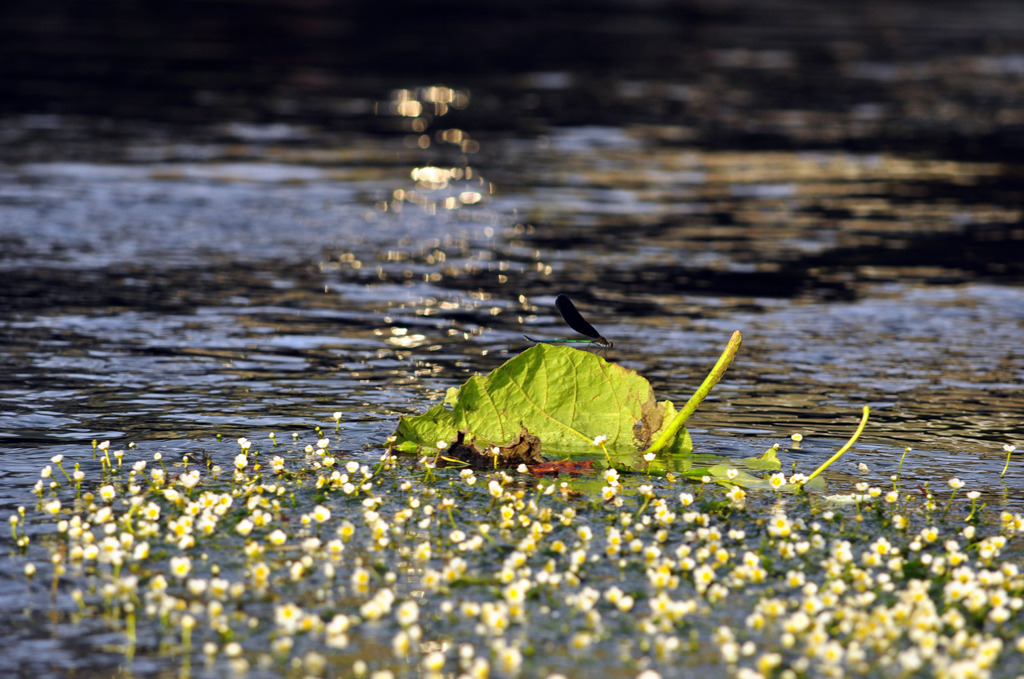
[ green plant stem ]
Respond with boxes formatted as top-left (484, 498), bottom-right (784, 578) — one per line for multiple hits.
top-left (634, 494), bottom-right (651, 520)
top-left (126, 605), bottom-right (136, 663)
top-left (895, 447), bottom-right (910, 490)
top-left (965, 498), bottom-right (983, 523)
top-left (446, 506), bottom-right (457, 530)
top-left (647, 330), bottom-right (742, 455)
top-left (941, 489), bottom-right (958, 521)
top-left (802, 406), bottom-right (870, 486)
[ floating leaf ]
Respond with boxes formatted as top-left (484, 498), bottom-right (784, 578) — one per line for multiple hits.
top-left (393, 343), bottom-right (690, 458)
top-left (391, 332), bottom-right (867, 490)
top-left (742, 445), bottom-right (782, 471)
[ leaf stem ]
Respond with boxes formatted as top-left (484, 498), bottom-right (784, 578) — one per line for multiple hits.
top-left (1001, 445), bottom-right (1015, 479)
top-left (647, 330), bottom-right (742, 455)
top-left (801, 406), bottom-right (870, 486)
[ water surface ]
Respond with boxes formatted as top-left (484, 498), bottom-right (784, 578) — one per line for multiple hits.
top-left (2, 1), bottom-right (1024, 675)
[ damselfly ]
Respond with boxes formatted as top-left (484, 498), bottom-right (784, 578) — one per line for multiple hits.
top-left (523, 294), bottom-right (613, 348)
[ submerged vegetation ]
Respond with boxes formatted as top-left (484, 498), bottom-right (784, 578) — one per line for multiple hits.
top-left (10, 429), bottom-right (1024, 678)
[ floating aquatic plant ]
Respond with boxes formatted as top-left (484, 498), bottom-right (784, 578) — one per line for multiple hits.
top-left (392, 331), bottom-right (869, 490)
top-left (393, 332), bottom-right (745, 471)
top-left (10, 425), bottom-right (1024, 679)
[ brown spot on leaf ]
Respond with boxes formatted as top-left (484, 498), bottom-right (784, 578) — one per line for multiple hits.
top-left (633, 393), bottom-right (664, 448)
top-left (441, 427), bottom-right (544, 468)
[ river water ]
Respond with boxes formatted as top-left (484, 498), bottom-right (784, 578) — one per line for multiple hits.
top-left (2, 0), bottom-right (1024, 675)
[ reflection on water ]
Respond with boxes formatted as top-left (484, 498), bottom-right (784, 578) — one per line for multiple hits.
top-left (1, 111), bottom-right (1021, 494)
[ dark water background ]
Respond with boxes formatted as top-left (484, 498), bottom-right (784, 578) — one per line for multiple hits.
top-left (1, 0), bottom-right (1024, 673)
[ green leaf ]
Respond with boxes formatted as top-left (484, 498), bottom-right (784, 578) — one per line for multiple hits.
top-left (742, 445), bottom-right (782, 471)
top-left (392, 344), bottom-right (690, 458)
top-left (393, 404), bottom-right (455, 455)
top-left (443, 387), bottom-right (460, 408)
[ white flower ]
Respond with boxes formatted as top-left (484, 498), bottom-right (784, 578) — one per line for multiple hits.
top-left (423, 651), bottom-right (446, 672)
top-left (726, 486), bottom-right (746, 506)
top-left (169, 555), bottom-right (192, 578)
top-left (396, 600), bottom-right (419, 627)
